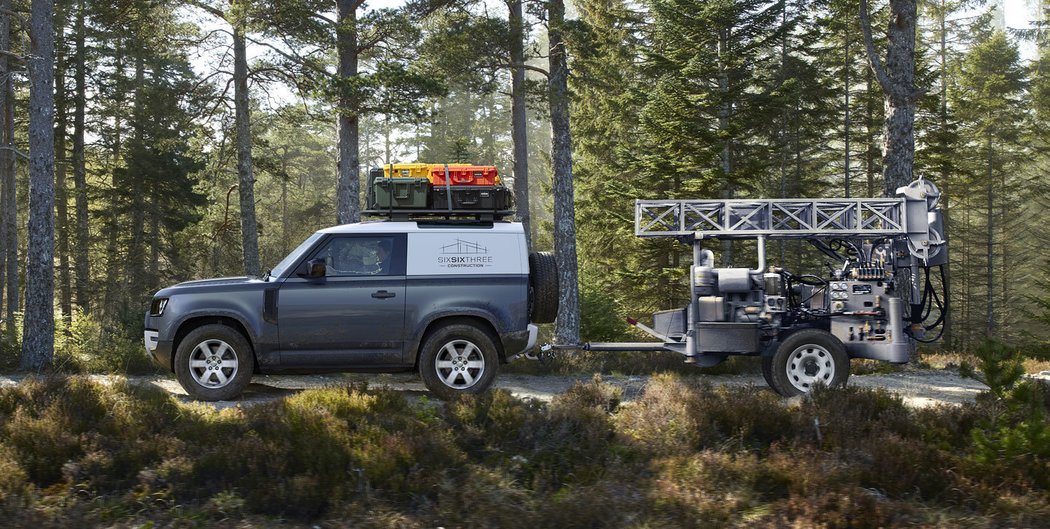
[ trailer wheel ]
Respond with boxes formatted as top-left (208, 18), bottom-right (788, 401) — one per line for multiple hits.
top-left (528, 252), bottom-right (559, 324)
top-left (761, 355), bottom-right (775, 388)
top-left (768, 329), bottom-right (849, 397)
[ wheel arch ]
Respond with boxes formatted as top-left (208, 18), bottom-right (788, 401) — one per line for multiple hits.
top-left (171, 316), bottom-right (257, 373)
top-left (412, 315), bottom-right (503, 368)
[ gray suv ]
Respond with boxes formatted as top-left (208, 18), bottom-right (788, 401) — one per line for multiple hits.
top-left (144, 221), bottom-right (558, 400)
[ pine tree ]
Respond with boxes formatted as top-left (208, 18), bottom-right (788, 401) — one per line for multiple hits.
top-left (548, 0), bottom-right (580, 343)
top-left (22, 0), bottom-right (57, 370)
top-left (952, 26), bottom-right (1026, 340)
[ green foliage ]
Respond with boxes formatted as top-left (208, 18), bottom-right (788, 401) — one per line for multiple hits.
top-left (52, 311), bottom-right (156, 375)
top-left (969, 341), bottom-right (1050, 489)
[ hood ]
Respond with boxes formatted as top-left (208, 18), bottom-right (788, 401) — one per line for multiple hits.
top-left (154, 276), bottom-right (268, 297)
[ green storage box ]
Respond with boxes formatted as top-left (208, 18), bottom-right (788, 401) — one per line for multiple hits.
top-left (372, 177), bottom-right (430, 209)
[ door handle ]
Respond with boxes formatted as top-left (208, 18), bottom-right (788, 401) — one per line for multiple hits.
top-left (371, 290), bottom-right (396, 299)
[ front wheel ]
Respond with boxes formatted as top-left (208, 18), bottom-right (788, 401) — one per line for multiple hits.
top-left (174, 324), bottom-right (255, 401)
top-left (419, 323), bottom-right (500, 400)
top-left (768, 329), bottom-right (849, 397)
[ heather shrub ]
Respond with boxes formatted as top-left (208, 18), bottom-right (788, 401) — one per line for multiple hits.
top-left (445, 389), bottom-right (544, 455)
top-left (764, 487), bottom-right (921, 529)
top-left (643, 452), bottom-right (787, 526)
top-left (617, 375), bottom-right (792, 456)
top-left (616, 373), bottom-right (703, 455)
top-left (181, 385), bottom-right (462, 517)
top-left (0, 371), bottom-right (1046, 526)
top-left (0, 444), bottom-right (28, 512)
top-left (432, 465), bottom-right (539, 528)
top-left (689, 384), bottom-right (792, 450)
top-left (794, 385), bottom-right (915, 449)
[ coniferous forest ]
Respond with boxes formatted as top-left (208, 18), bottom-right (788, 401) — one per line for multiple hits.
top-left (0, 0), bottom-right (1049, 361)
top-left (1, 0), bottom-right (1050, 526)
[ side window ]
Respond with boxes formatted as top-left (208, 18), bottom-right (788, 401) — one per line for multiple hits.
top-left (311, 236), bottom-right (401, 277)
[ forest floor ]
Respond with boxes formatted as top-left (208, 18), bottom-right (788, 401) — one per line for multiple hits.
top-left (0, 365), bottom-right (1002, 410)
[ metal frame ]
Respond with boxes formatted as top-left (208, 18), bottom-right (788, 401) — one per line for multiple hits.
top-left (636, 198), bottom-right (906, 239)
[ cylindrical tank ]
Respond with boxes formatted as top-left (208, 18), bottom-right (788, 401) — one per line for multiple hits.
top-left (763, 272), bottom-right (782, 296)
top-left (694, 266), bottom-right (716, 296)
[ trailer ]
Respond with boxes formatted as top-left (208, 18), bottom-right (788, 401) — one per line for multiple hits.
top-left (541, 178), bottom-right (948, 396)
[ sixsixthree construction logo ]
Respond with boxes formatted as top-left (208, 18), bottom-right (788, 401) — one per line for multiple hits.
top-left (437, 239), bottom-right (494, 268)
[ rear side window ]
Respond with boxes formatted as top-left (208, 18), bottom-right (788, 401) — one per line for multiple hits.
top-left (310, 235), bottom-right (406, 277)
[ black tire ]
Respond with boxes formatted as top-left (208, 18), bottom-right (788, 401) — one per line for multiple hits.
top-left (419, 323), bottom-right (500, 400)
top-left (761, 355), bottom-right (775, 388)
top-left (768, 329), bottom-right (849, 397)
top-left (528, 252), bottom-right (559, 324)
top-left (174, 324), bottom-right (255, 401)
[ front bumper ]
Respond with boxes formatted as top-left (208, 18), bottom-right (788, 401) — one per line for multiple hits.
top-left (144, 330), bottom-right (174, 371)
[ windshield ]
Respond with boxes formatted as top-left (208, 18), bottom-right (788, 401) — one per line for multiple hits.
top-left (269, 232), bottom-right (324, 279)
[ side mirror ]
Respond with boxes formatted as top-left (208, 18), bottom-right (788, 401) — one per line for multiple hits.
top-left (296, 258), bottom-right (326, 279)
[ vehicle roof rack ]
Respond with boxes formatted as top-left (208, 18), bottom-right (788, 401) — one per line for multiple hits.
top-left (361, 208), bottom-right (515, 222)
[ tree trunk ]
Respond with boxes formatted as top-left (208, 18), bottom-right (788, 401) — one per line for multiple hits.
top-left (335, 0), bottom-right (361, 225)
top-left (126, 54), bottom-right (146, 306)
top-left (0, 0), bottom-right (8, 327)
top-left (55, 10), bottom-right (72, 324)
top-left (73, 0), bottom-right (89, 312)
top-left (860, 0), bottom-right (918, 197)
top-left (866, 68), bottom-right (875, 197)
top-left (985, 132), bottom-right (994, 337)
top-left (718, 28), bottom-right (733, 265)
top-left (22, 0), bottom-right (57, 370)
top-left (1, 0), bottom-right (16, 338)
top-left (937, 0), bottom-right (951, 347)
top-left (233, 22), bottom-right (260, 276)
top-left (548, 0), bottom-right (580, 344)
top-left (508, 0), bottom-right (531, 247)
top-left (102, 37), bottom-right (123, 322)
top-left (149, 194), bottom-right (159, 287)
top-left (844, 36), bottom-right (851, 198)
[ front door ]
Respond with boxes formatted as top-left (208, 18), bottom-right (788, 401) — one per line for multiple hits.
top-left (277, 234), bottom-right (407, 367)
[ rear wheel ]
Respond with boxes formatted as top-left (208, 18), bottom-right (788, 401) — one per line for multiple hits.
top-left (419, 323), bottom-right (500, 400)
top-left (768, 329), bottom-right (849, 397)
top-left (174, 324), bottom-right (255, 401)
top-left (528, 252), bottom-right (559, 324)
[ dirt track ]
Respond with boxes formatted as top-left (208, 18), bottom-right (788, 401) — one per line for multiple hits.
top-left (1, 367), bottom-right (999, 411)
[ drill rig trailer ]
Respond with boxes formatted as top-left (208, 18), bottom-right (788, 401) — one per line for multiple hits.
top-left (545, 179), bottom-right (948, 397)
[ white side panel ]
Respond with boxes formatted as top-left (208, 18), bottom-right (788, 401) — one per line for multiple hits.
top-left (407, 232), bottom-right (526, 275)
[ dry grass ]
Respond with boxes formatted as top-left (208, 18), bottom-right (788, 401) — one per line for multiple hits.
top-left (0, 374), bottom-right (1046, 527)
top-left (923, 350), bottom-right (1050, 375)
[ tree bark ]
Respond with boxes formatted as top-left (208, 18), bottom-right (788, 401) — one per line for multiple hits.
top-left (102, 37), bottom-right (123, 322)
top-left (508, 0), bottom-right (531, 247)
top-left (936, 0), bottom-right (951, 347)
top-left (985, 132), bottom-right (994, 337)
top-left (860, 0), bottom-right (918, 197)
top-left (0, 0), bottom-right (8, 327)
top-left (22, 0), bottom-right (57, 370)
top-left (335, 0), bottom-right (361, 225)
top-left (233, 21), bottom-right (260, 276)
top-left (718, 28), bottom-right (733, 265)
top-left (125, 54), bottom-right (146, 304)
top-left (844, 36), bottom-right (851, 198)
top-left (73, 0), bottom-right (89, 312)
top-left (548, 0), bottom-right (580, 343)
top-left (0, 0), bottom-right (16, 338)
top-left (55, 9), bottom-right (72, 323)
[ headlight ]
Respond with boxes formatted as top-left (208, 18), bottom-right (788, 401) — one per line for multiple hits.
top-left (150, 298), bottom-right (168, 316)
